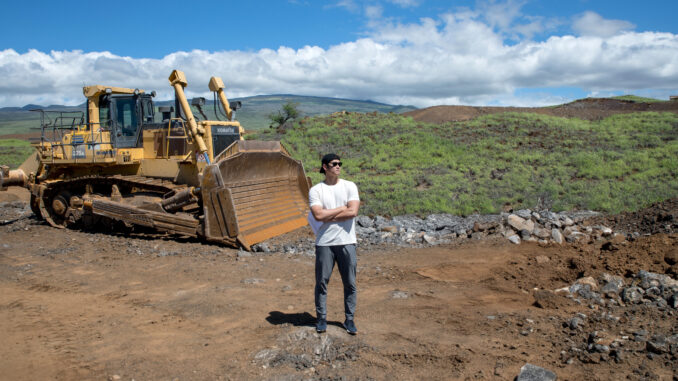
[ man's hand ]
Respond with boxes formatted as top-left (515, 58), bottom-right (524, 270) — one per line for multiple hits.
top-left (329, 200), bottom-right (360, 222)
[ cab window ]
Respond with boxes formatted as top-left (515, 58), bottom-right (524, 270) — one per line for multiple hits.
top-left (98, 96), bottom-right (110, 130)
top-left (116, 98), bottom-right (138, 136)
top-left (141, 98), bottom-right (155, 123)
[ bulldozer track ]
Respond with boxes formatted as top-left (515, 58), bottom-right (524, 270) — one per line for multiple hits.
top-left (39, 175), bottom-right (195, 229)
top-left (44, 175), bottom-right (188, 195)
top-left (41, 175), bottom-right (189, 202)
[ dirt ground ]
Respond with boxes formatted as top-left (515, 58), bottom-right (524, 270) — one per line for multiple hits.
top-left (404, 98), bottom-right (678, 124)
top-left (1, 187), bottom-right (677, 380)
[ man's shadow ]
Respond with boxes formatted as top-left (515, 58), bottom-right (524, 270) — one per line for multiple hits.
top-left (266, 311), bottom-right (343, 328)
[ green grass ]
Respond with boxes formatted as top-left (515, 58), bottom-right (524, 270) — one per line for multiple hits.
top-left (0, 139), bottom-right (34, 168)
top-left (610, 95), bottom-right (665, 103)
top-left (0, 110), bottom-right (43, 135)
top-left (251, 111), bottom-right (678, 216)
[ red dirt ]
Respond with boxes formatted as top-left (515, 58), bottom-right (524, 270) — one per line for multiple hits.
top-left (404, 98), bottom-right (678, 123)
top-left (1, 188), bottom-right (677, 380)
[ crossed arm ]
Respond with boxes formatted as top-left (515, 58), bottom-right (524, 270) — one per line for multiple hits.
top-left (311, 200), bottom-right (360, 222)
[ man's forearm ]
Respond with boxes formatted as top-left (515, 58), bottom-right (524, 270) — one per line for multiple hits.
top-left (331, 209), bottom-right (358, 221)
top-left (330, 201), bottom-right (359, 221)
top-left (312, 205), bottom-right (347, 222)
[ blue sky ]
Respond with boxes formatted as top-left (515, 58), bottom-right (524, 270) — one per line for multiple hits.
top-left (1, 0), bottom-right (677, 107)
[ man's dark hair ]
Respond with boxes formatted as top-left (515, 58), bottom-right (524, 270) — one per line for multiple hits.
top-left (320, 153), bottom-right (340, 174)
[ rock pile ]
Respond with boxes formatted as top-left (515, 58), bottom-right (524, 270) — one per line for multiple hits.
top-left (254, 326), bottom-right (366, 371)
top-left (550, 271), bottom-right (678, 366)
top-left (0, 201), bottom-right (639, 253)
top-left (555, 270), bottom-right (678, 309)
top-left (351, 209), bottom-right (604, 247)
top-left (252, 209), bottom-right (621, 253)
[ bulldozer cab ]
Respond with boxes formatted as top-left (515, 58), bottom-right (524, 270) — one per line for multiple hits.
top-left (95, 93), bottom-right (155, 148)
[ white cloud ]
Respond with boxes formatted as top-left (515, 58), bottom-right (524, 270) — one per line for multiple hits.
top-left (0, 9), bottom-right (676, 108)
top-left (365, 5), bottom-right (383, 20)
top-left (572, 11), bottom-right (635, 37)
top-left (387, 0), bottom-right (420, 8)
top-left (330, 0), bottom-right (359, 12)
top-left (479, 0), bottom-right (526, 31)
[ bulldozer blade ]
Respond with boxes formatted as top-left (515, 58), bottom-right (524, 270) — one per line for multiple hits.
top-left (201, 141), bottom-right (310, 250)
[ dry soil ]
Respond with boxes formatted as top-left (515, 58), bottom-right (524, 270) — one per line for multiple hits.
top-left (1, 188), bottom-right (677, 380)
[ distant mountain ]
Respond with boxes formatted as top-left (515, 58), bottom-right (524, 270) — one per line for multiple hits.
top-left (0, 104), bottom-right (83, 112)
top-left (21, 104), bottom-right (44, 110)
top-left (0, 95), bottom-right (417, 135)
top-left (196, 94), bottom-right (416, 129)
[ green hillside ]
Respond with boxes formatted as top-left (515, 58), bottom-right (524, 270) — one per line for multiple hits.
top-left (610, 95), bottom-right (665, 103)
top-left (3, 98), bottom-right (677, 217)
top-left (0, 139), bottom-right (33, 168)
top-left (251, 111), bottom-right (678, 216)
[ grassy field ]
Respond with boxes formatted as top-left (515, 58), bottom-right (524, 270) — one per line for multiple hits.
top-left (0, 110), bottom-right (45, 136)
top-left (0, 139), bottom-right (34, 169)
top-left (251, 111), bottom-right (678, 216)
top-left (610, 95), bottom-right (665, 103)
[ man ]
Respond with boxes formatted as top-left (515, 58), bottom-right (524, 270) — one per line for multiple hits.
top-left (309, 153), bottom-right (360, 335)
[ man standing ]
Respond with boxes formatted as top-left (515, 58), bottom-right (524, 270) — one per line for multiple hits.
top-left (309, 153), bottom-right (360, 335)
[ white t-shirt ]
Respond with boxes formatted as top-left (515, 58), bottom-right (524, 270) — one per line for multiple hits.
top-left (309, 179), bottom-right (360, 246)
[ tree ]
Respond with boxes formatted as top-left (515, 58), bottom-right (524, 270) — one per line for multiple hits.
top-left (269, 101), bottom-right (301, 129)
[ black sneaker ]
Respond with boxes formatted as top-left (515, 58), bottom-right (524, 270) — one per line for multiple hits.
top-left (344, 319), bottom-right (357, 335)
top-left (316, 318), bottom-right (327, 333)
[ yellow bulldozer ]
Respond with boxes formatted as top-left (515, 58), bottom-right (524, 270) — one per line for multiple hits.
top-left (0, 70), bottom-right (311, 250)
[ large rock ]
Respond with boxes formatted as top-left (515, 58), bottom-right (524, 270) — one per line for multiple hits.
top-left (356, 215), bottom-right (374, 228)
top-left (515, 209), bottom-right (532, 219)
top-left (422, 233), bottom-right (436, 245)
top-left (574, 276), bottom-right (599, 291)
top-left (507, 214), bottom-right (535, 233)
top-left (600, 273), bottom-right (625, 297)
top-left (551, 229), bottom-right (564, 244)
top-left (621, 287), bottom-right (644, 304)
top-left (562, 226), bottom-right (578, 236)
top-left (637, 270), bottom-right (678, 289)
top-left (507, 214), bottom-right (526, 230)
top-left (533, 227), bottom-right (551, 239)
top-left (516, 363), bottom-right (557, 381)
top-left (565, 232), bottom-right (589, 243)
top-left (646, 335), bottom-right (669, 354)
top-left (562, 217), bottom-right (574, 226)
top-left (593, 225), bottom-right (613, 236)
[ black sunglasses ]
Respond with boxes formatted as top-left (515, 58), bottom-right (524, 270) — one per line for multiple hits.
top-left (327, 161), bottom-right (342, 168)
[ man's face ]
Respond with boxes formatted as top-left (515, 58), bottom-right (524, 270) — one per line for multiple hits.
top-left (324, 159), bottom-right (342, 176)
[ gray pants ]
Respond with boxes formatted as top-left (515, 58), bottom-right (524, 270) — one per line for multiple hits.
top-left (315, 244), bottom-right (357, 321)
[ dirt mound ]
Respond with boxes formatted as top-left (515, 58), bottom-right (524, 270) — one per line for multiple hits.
top-left (587, 197), bottom-right (678, 236)
top-left (405, 98), bottom-right (678, 123)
